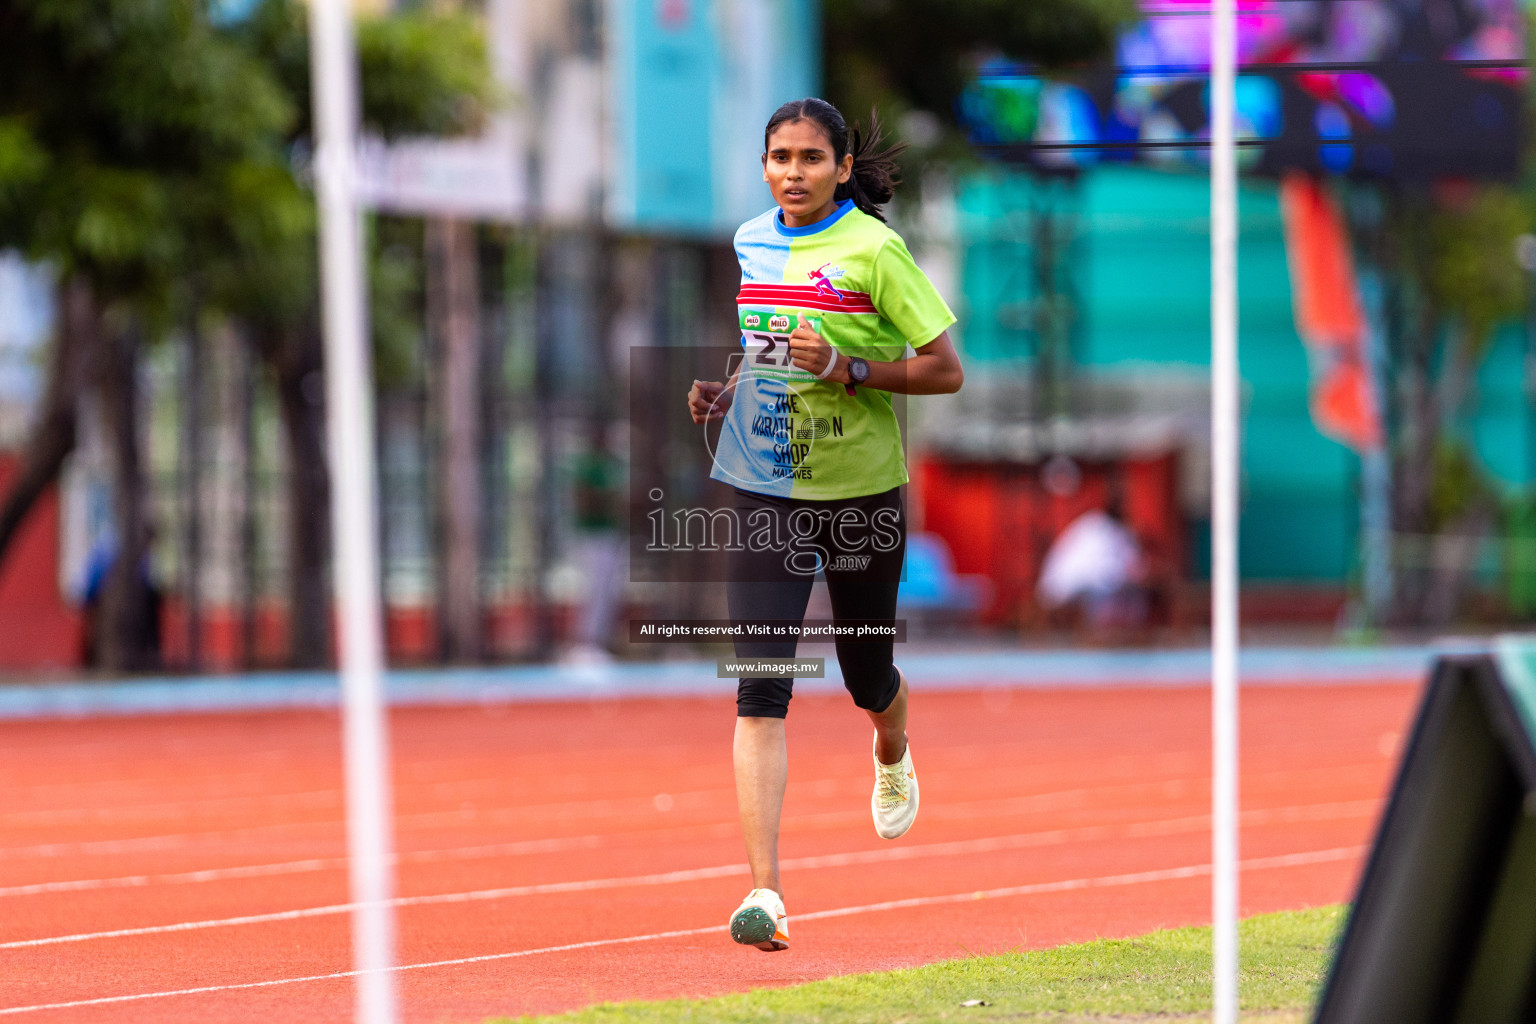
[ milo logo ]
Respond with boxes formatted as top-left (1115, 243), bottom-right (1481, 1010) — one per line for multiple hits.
top-left (769, 314), bottom-right (790, 332)
top-left (744, 314), bottom-right (761, 328)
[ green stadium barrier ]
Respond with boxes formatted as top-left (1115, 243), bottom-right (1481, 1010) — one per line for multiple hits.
top-left (1315, 637), bottom-right (1536, 1024)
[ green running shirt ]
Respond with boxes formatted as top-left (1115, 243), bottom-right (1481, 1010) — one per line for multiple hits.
top-left (711, 199), bottom-right (956, 500)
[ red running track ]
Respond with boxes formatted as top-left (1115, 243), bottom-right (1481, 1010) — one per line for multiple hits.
top-left (0, 681), bottom-right (1418, 1023)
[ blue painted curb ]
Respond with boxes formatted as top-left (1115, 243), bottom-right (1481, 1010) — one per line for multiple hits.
top-left (0, 643), bottom-right (1471, 722)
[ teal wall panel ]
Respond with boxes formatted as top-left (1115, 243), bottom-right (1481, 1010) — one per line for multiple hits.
top-left (1471, 325), bottom-right (1534, 489)
top-left (957, 165), bottom-right (1357, 580)
top-left (607, 0), bottom-right (819, 236)
top-left (957, 164), bottom-right (1534, 580)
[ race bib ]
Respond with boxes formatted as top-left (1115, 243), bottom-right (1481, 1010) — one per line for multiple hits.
top-left (739, 311), bottom-right (822, 382)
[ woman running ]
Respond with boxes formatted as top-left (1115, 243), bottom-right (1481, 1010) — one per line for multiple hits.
top-left (686, 97), bottom-right (964, 952)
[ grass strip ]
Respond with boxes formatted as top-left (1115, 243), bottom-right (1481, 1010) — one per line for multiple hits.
top-left (487, 905), bottom-right (1344, 1024)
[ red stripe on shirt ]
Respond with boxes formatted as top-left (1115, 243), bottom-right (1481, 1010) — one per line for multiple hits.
top-left (737, 283), bottom-right (877, 314)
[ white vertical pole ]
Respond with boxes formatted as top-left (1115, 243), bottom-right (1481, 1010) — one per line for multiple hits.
top-left (1210, 0), bottom-right (1240, 1018)
top-left (307, 2), bottom-right (400, 1023)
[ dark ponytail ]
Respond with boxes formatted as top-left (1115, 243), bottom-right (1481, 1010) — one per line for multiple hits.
top-left (763, 98), bottom-right (907, 223)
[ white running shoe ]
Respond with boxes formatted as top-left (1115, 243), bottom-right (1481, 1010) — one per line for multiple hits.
top-left (729, 888), bottom-right (789, 951)
top-left (872, 732), bottom-right (919, 840)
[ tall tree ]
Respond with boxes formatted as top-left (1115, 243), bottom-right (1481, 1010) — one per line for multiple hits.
top-left (0, 0), bottom-right (295, 668)
top-left (225, 0), bottom-right (493, 666)
top-left (0, 0), bottom-right (493, 669)
top-left (425, 217), bottom-right (483, 662)
top-left (1370, 186), bottom-right (1529, 624)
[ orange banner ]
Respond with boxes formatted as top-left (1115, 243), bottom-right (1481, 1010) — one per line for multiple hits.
top-left (1279, 174), bottom-right (1383, 452)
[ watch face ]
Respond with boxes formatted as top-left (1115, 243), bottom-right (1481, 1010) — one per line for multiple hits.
top-left (850, 357), bottom-right (870, 383)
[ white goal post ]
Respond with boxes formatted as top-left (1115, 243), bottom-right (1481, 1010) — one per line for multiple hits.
top-left (1210, 0), bottom-right (1240, 1019)
top-left (307, 1), bottom-right (401, 1021)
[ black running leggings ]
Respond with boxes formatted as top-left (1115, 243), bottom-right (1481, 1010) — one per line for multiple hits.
top-left (727, 485), bottom-right (905, 719)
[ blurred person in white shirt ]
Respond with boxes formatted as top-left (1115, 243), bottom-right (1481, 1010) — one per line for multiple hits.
top-left (1037, 494), bottom-right (1149, 633)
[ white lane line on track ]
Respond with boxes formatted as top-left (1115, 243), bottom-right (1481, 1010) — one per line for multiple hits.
top-left (0, 761), bottom-right (696, 827)
top-left (0, 821), bottom-right (343, 861)
top-left (0, 740), bottom-right (719, 810)
top-left (0, 789), bottom-right (341, 829)
top-left (0, 845), bottom-right (1364, 1017)
top-left (0, 785), bottom-right (737, 860)
top-left (0, 796), bottom-right (1379, 899)
top-left (0, 800), bottom-right (1379, 948)
top-left (0, 760), bottom-right (1385, 862)
top-left (0, 834), bottom-right (610, 898)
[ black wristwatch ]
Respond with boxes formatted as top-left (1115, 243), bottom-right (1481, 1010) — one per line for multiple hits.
top-left (847, 356), bottom-right (870, 385)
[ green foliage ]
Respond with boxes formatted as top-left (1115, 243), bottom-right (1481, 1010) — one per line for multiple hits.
top-left (358, 10), bottom-right (496, 140)
top-left (1377, 185), bottom-right (1528, 556)
top-left (230, 0), bottom-right (496, 143)
top-left (1424, 188), bottom-right (1530, 355)
top-left (0, 0), bottom-right (495, 344)
top-left (203, 158), bottom-right (317, 330)
top-left (488, 906), bottom-right (1343, 1024)
top-left (214, 0), bottom-right (494, 347)
top-left (0, 0), bottom-right (496, 664)
top-left (0, 0), bottom-right (294, 306)
top-left (70, 167), bottom-right (176, 269)
top-left (8, 0), bottom-right (292, 169)
top-left (1427, 438), bottom-right (1499, 533)
top-left (0, 118), bottom-right (47, 193)
top-left (1504, 492), bottom-right (1536, 616)
top-left (369, 216), bottom-right (426, 390)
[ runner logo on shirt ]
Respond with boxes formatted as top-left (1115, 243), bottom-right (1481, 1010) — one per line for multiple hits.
top-left (808, 263), bottom-right (847, 302)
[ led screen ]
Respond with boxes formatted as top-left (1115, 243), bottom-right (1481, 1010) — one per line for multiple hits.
top-left (960, 0), bottom-right (1525, 178)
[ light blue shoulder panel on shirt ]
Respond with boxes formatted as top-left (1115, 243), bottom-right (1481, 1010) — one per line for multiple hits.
top-left (710, 209), bottom-right (797, 497)
top-left (734, 208), bottom-right (791, 283)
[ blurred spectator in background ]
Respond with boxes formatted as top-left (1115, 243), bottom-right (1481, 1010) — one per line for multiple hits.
top-left (1037, 494), bottom-right (1149, 637)
top-left (565, 421), bottom-right (625, 663)
top-left (79, 522), bottom-right (163, 670)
